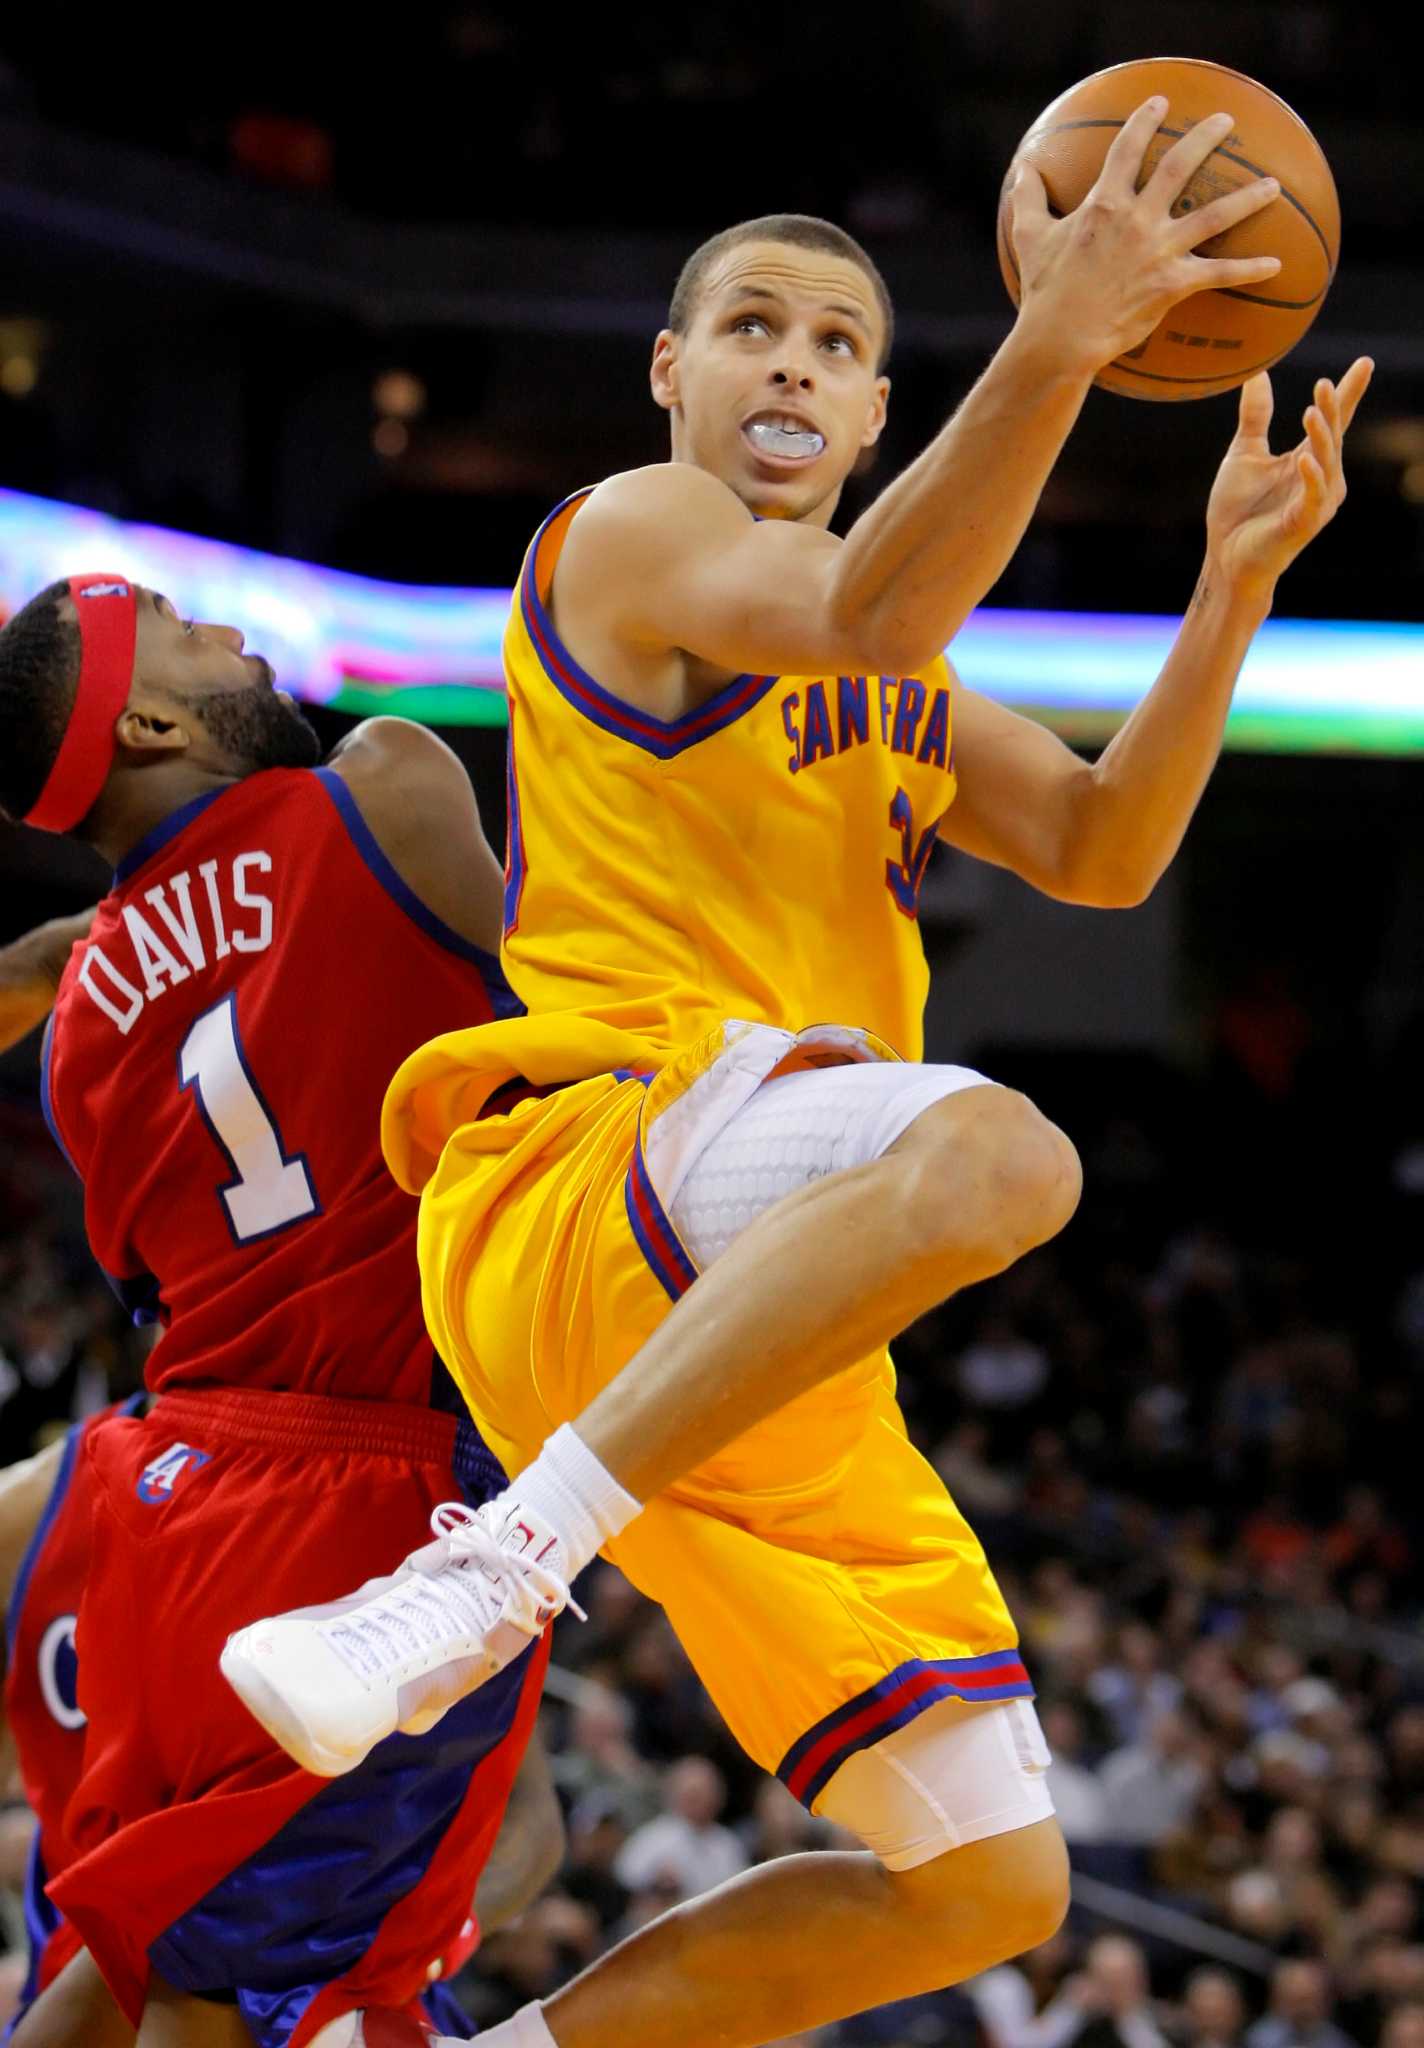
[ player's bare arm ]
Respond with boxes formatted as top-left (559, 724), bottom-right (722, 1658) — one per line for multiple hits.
top-left (0, 908), bottom-right (96, 1054)
top-left (473, 1732), bottom-right (567, 1934)
top-left (324, 716), bottom-right (504, 956)
top-left (942, 357), bottom-right (1372, 907)
top-left (554, 101), bottom-right (1285, 711)
top-left (0, 1439), bottom-right (65, 1655)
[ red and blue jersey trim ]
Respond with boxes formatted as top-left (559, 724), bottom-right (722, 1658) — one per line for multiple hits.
top-left (777, 1650), bottom-right (1035, 1810)
top-left (39, 1014), bottom-right (79, 1178)
top-left (623, 1109), bottom-right (697, 1304)
top-left (314, 769), bottom-right (522, 1019)
top-left (503, 701), bottom-right (528, 937)
top-left (519, 492), bottom-right (777, 760)
top-left (112, 786), bottom-right (230, 886)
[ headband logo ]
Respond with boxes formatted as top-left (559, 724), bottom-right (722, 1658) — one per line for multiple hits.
top-left (78, 582), bottom-right (131, 600)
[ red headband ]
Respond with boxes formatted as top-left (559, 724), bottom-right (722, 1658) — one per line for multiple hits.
top-left (23, 576), bottom-right (139, 834)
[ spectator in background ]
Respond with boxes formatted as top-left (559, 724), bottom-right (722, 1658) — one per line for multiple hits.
top-left (1382, 2008), bottom-right (1424, 2048)
top-left (739, 1776), bottom-right (828, 1865)
top-left (552, 1684), bottom-right (660, 1832)
top-left (1089, 1625), bottom-right (1184, 1748)
top-left (968, 1930), bottom-right (1078, 2047)
top-left (1244, 1961), bottom-right (1358, 2048)
top-left (1173, 1967), bottom-right (1247, 2047)
top-left (1008, 1934), bottom-right (1170, 2048)
top-left (1040, 1700), bottom-right (1109, 1845)
top-left (953, 1309), bottom-right (1051, 1417)
top-left (1322, 1485), bottom-right (1410, 1589)
top-left (1099, 1709), bottom-right (1210, 1849)
top-left (619, 1614), bottom-right (719, 1762)
top-left (613, 1755), bottom-right (748, 1901)
top-left (931, 1416), bottom-right (1021, 1525)
top-left (558, 1789), bottom-right (631, 1936)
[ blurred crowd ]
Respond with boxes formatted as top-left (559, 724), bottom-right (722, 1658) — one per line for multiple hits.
top-left (2, 1002), bottom-right (1422, 2045)
top-left (0, 3), bottom-right (1408, 247)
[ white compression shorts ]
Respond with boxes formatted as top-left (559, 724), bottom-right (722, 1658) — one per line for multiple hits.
top-left (668, 1055), bottom-right (1056, 1868)
top-left (669, 1057), bottom-right (997, 1269)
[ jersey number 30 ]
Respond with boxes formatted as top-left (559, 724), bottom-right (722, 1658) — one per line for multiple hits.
top-left (179, 995), bottom-right (319, 1243)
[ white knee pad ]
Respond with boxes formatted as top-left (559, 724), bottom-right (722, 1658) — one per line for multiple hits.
top-left (670, 1059), bottom-right (997, 1268)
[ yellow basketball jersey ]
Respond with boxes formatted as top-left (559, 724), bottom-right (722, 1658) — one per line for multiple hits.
top-left (500, 487), bottom-right (957, 1065)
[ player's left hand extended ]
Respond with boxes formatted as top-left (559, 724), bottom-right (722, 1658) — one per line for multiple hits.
top-left (1204, 357), bottom-right (1373, 598)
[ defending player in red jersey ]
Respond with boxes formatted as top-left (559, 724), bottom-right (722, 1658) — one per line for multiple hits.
top-left (0, 1402), bottom-right (565, 2048)
top-left (0, 575), bottom-right (568, 2048)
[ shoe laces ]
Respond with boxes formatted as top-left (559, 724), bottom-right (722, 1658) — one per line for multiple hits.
top-left (424, 1502), bottom-right (586, 1623)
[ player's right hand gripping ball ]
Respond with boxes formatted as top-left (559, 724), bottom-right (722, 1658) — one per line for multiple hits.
top-left (999, 55), bottom-right (1340, 400)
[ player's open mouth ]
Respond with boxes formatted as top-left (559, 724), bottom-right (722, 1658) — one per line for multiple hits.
top-left (742, 414), bottom-right (826, 464)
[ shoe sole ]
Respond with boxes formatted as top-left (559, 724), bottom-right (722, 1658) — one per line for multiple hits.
top-left (220, 1631), bottom-right (375, 1779)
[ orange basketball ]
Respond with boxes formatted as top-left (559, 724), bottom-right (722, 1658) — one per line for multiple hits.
top-left (997, 57), bottom-right (1340, 400)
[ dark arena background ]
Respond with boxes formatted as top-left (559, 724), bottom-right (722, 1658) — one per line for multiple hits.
top-left (2, 6), bottom-right (1423, 2044)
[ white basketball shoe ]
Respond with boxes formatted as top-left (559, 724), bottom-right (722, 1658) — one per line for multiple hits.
top-left (220, 1498), bottom-right (580, 1777)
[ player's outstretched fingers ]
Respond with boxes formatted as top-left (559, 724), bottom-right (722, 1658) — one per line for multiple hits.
top-left (1292, 446), bottom-right (1329, 530)
top-left (1335, 356), bottom-right (1374, 433)
top-left (1235, 371), bottom-right (1274, 445)
top-left (1305, 401), bottom-right (1334, 478)
top-left (1094, 95), bottom-right (1170, 197)
top-left (1171, 174), bottom-right (1279, 250)
top-left (1143, 110), bottom-right (1236, 211)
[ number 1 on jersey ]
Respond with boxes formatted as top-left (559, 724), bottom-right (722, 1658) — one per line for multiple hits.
top-left (179, 995), bottom-right (319, 1243)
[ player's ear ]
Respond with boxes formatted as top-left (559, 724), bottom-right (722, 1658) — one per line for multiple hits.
top-left (860, 375), bottom-right (890, 451)
top-left (114, 698), bottom-right (190, 757)
top-left (650, 330), bottom-right (680, 414)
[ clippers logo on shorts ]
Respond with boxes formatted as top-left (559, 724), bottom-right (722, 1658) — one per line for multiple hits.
top-left (136, 1441), bottom-right (212, 1504)
top-left (38, 1613), bottom-right (85, 1730)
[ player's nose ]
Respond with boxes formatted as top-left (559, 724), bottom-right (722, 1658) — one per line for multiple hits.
top-left (201, 622), bottom-right (246, 654)
top-left (770, 354), bottom-right (815, 392)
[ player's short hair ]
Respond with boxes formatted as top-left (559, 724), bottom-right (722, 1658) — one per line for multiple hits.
top-left (668, 214), bottom-right (895, 370)
top-left (0, 581), bottom-right (82, 821)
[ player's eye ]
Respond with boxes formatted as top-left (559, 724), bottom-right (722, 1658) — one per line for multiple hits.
top-left (822, 332), bottom-right (856, 356)
top-left (731, 316), bottom-right (769, 337)
top-left (182, 617), bottom-right (196, 635)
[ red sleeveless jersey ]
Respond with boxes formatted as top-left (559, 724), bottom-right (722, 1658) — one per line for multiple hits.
top-left (42, 766), bottom-right (519, 1403)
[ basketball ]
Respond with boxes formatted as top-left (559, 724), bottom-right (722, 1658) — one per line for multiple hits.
top-left (997, 57), bottom-right (1340, 400)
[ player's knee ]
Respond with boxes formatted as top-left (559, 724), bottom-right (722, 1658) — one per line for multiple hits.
top-left (905, 1087), bottom-right (1081, 1266)
top-left (897, 1819), bottom-right (1071, 1978)
top-left (1004, 1841), bottom-right (1072, 1956)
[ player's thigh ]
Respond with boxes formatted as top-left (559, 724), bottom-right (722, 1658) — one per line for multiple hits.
top-left (9, 1948), bottom-right (135, 2048)
top-left (668, 1058), bottom-right (999, 1268)
top-left (135, 1977), bottom-right (252, 2047)
top-left (817, 1694), bottom-right (1057, 1870)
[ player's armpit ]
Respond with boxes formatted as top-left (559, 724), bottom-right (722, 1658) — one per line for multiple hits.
top-left (554, 465), bottom-right (873, 685)
top-left (0, 908), bottom-right (97, 1055)
top-left (324, 718), bottom-right (505, 956)
top-left (937, 678), bottom-right (1147, 908)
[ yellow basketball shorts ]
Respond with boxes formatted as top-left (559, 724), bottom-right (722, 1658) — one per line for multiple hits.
top-left (414, 1018), bottom-right (1031, 1809)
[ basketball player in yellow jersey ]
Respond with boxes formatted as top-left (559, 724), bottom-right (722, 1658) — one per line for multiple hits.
top-left (232, 102), bottom-right (1371, 2048)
